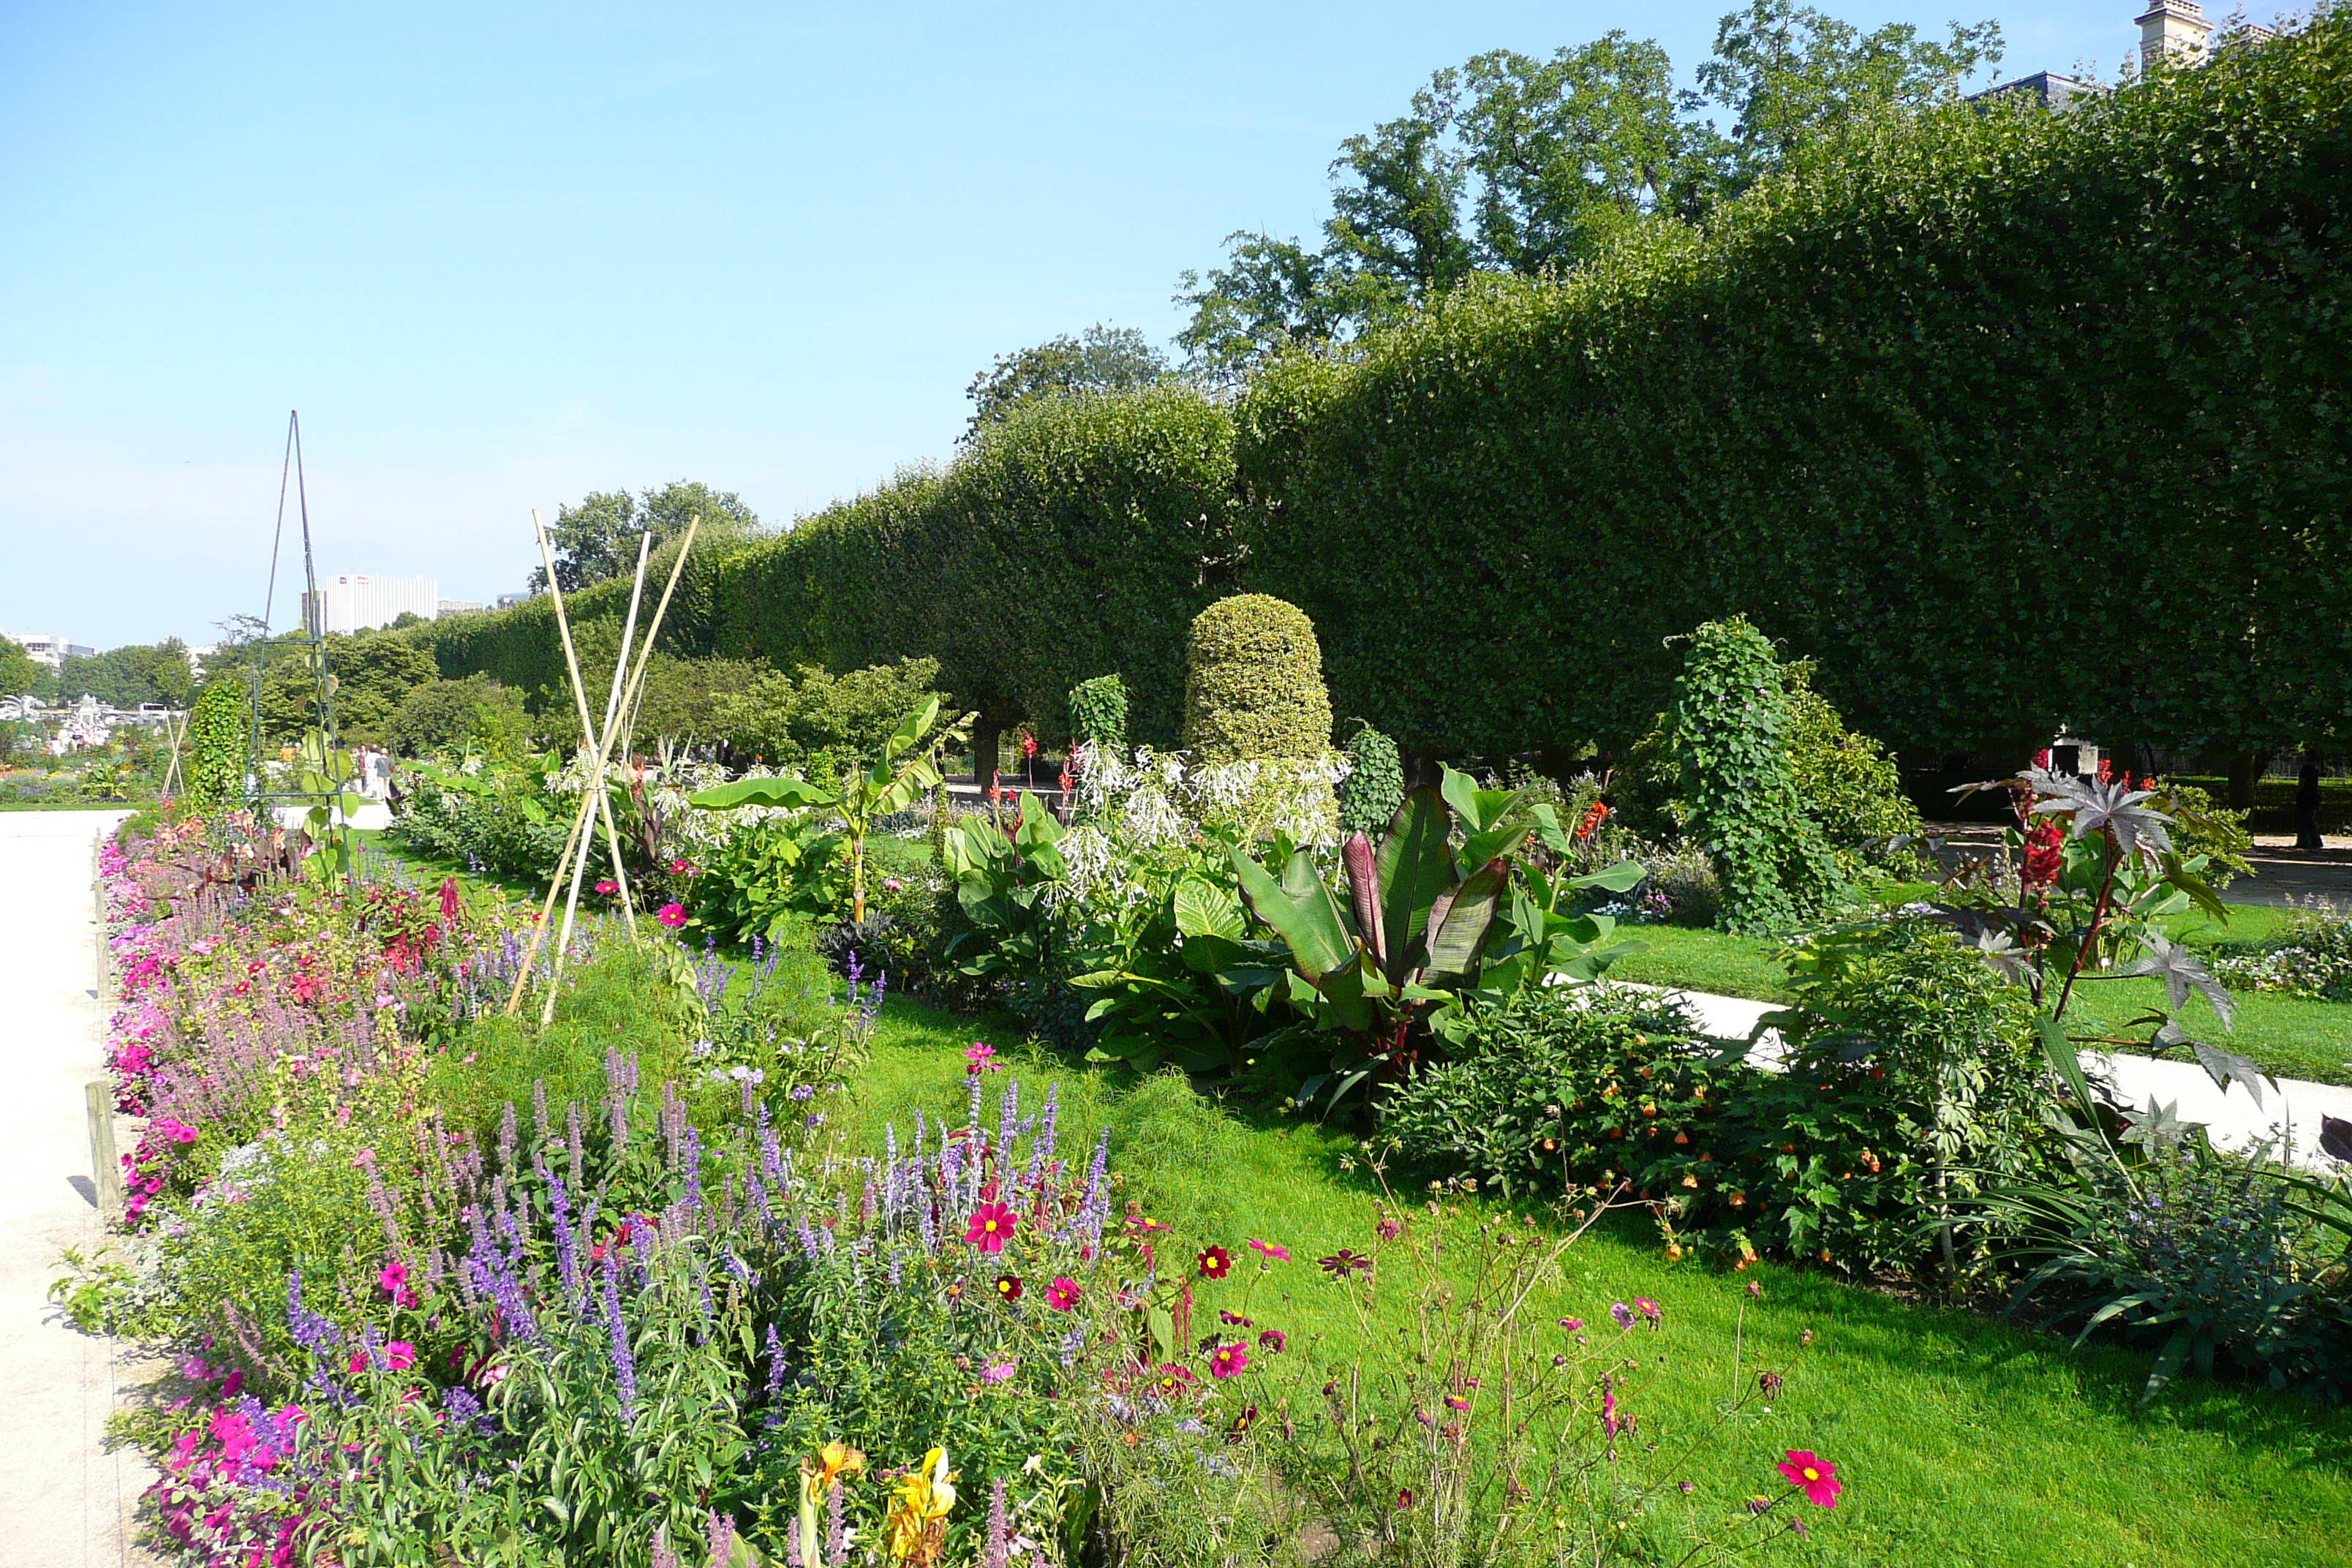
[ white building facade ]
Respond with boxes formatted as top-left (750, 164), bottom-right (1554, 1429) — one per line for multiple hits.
top-left (1, 631), bottom-right (96, 671)
top-left (300, 576), bottom-right (440, 636)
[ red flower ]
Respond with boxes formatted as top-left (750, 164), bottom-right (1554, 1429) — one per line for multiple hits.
top-left (1777, 1451), bottom-right (1842, 1509)
top-left (1319, 1250), bottom-right (1372, 1278)
top-left (1020, 731), bottom-right (1038, 758)
top-left (1577, 800), bottom-right (1611, 841)
top-left (1045, 1276), bottom-right (1082, 1311)
top-left (1150, 1362), bottom-right (1195, 1401)
top-left (1258, 1329), bottom-right (1286, 1353)
top-left (1209, 1343), bottom-right (1250, 1379)
top-left (1196, 1245), bottom-right (1232, 1280)
top-left (668, 859), bottom-right (696, 875)
top-left (2023, 819), bottom-right (2064, 889)
top-left (656, 902), bottom-right (687, 928)
top-left (995, 1273), bottom-right (1023, 1303)
top-left (965, 1202), bottom-right (1018, 1254)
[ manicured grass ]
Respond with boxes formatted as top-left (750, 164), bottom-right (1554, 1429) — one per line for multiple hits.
top-left (836, 997), bottom-right (2352, 1568)
top-left (1607, 909), bottom-right (2352, 1087)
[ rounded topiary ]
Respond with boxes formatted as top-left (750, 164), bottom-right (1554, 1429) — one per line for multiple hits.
top-left (1181, 595), bottom-right (1333, 761)
top-left (1337, 722), bottom-right (1403, 837)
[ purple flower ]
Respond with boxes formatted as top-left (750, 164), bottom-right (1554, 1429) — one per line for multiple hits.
top-left (1610, 1302), bottom-right (1637, 1331)
top-left (603, 1257), bottom-right (637, 1420)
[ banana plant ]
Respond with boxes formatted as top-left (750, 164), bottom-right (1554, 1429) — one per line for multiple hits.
top-left (690, 697), bottom-right (954, 922)
top-left (1234, 766), bottom-right (1645, 1107)
top-left (942, 790), bottom-right (1069, 980)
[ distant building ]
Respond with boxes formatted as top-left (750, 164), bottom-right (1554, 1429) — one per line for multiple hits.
top-left (1967, 70), bottom-right (2098, 111)
top-left (493, 592), bottom-right (535, 610)
top-left (2, 631), bottom-right (95, 671)
top-left (436, 599), bottom-right (486, 617)
top-left (301, 575), bottom-right (440, 636)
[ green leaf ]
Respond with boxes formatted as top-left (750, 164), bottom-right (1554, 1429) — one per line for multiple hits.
top-left (1173, 874), bottom-right (1246, 941)
top-left (1422, 859), bottom-right (1507, 983)
top-left (1567, 860), bottom-right (1646, 894)
top-left (1374, 787), bottom-right (1455, 979)
top-left (1233, 847), bottom-right (1356, 979)
top-left (690, 776), bottom-right (836, 811)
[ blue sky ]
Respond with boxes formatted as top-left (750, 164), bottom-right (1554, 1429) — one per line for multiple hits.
top-left (3, 1), bottom-right (2168, 649)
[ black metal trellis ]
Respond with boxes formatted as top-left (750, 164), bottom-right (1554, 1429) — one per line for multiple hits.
top-left (244, 410), bottom-right (351, 863)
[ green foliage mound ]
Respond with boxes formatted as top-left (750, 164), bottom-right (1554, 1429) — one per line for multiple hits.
top-left (1181, 593), bottom-right (1333, 761)
top-left (1336, 721), bottom-right (1403, 835)
top-left (1666, 617), bottom-right (1843, 932)
top-left (1065, 672), bottom-right (1129, 749)
top-left (184, 677), bottom-right (248, 810)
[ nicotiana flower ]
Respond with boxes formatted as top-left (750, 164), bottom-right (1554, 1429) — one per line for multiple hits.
top-left (1777, 1450), bottom-right (1842, 1509)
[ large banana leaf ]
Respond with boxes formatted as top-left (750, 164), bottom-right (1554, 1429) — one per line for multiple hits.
top-left (690, 775), bottom-right (837, 811)
top-left (1373, 788), bottom-right (1455, 984)
top-left (1233, 846), bottom-right (1354, 981)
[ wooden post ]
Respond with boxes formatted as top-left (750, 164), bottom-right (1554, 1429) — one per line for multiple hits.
top-left (86, 1082), bottom-right (122, 1212)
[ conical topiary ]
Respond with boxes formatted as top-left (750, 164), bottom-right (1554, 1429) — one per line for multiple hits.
top-left (1181, 595), bottom-right (1333, 762)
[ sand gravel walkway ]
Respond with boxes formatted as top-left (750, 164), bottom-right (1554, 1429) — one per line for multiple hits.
top-left (0, 809), bottom-right (155, 1565)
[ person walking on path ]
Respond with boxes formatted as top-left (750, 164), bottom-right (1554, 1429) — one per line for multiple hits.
top-left (2296, 751), bottom-right (2326, 851)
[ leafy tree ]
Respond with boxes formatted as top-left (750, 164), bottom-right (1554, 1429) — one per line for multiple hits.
top-left (380, 674), bottom-right (531, 761)
top-left (1696, 0), bottom-right (2002, 192)
top-left (709, 658), bottom-right (946, 779)
top-left (529, 480), bottom-right (763, 592)
top-left (965, 325), bottom-right (1168, 438)
top-left (51, 640), bottom-right (196, 709)
top-left (0, 638), bottom-right (44, 698)
top-left (257, 631), bottom-right (438, 742)
top-left (1176, 8), bottom-right (1999, 376)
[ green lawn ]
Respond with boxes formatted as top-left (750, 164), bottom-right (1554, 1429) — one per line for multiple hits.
top-left (1607, 909), bottom-right (2352, 1088)
top-left (832, 997), bottom-right (2352, 1568)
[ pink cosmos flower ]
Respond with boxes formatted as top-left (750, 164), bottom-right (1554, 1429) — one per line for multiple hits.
top-left (981, 1360), bottom-right (1017, 1384)
top-left (1246, 1238), bottom-right (1289, 1261)
top-left (1610, 1302), bottom-right (1637, 1331)
top-left (1257, 1329), bottom-right (1286, 1354)
top-left (964, 1041), bottom-right (1002, 1075)
top-left (965, 1201), bottom-right (1018, 1254)
top-left (1778, 1451), bottom-right (1842, 1509)
top-left (1045, 1276), bottom-right (1082, 1311)
top-left (1209, 1343), bottom-right (1250, 1379)
top-left (1376, 1216), bottom-right (1403, 1241)
top-left (1633, 1297), bottom-right (1661, 1325)
top-left (656, 903), bottom-right (687, 928)
top-left (595, 880), bottom-right (618, 896)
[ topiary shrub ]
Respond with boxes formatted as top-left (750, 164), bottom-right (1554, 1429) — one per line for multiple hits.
top-left (1782, 661), bottom-right (1924, 875)
top-left (183, 677), bottom-right (249, 810)
top-left (1666, 617), bottom-right (1844, 933)
top-left (1336, 722), bottom-right (1403, 836)
top-left (1066, 673), bottom-right (1129, 750)
top-left (1181, 594), bottom-right (1333, 762)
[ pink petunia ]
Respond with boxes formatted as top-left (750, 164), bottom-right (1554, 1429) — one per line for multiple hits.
top-left (965, 1201), bottom-right (1018, 1254)
top-left (1777, 1451), bottom-right (1842, 1509)
top-left (385, 1341), bottom-right (417, 1371)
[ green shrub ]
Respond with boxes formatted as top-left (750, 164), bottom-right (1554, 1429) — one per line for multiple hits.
top-left (1335, 721), bottom-right (1403, 836)
top-left (184, 677), bottom-right (248, 810)
top-left (1065, 672), bottom-right (1129, 749)
top-left (2143, 776), bottom-right (2255, 890)
top-left (1181, 594), bottom-right (1333, 761)
top-left (1665, 618), bottom-right (1843, 932)
top-left (1784, 662), bottom-right (1921, 861)
top-left (380, 674), bottom-right (530, 761)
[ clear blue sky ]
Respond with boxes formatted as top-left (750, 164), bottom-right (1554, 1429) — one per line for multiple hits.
top-left (2, 1), bottom-right (2165, 649)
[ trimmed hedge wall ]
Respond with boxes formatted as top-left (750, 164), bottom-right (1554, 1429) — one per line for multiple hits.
top-left (1234, 20), bottom-right (2352, 758)
top-left (419, 18), bottom-right (2352, 761)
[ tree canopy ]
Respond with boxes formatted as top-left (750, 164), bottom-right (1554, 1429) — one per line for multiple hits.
top-left (964, 325), bottom-right (1169, 439)
top-left (529, 480), bottom-right (764, 593)
top-left (1175, 1), bottom-right (2001, 377)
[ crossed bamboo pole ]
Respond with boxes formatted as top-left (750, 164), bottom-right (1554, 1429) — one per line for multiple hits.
top-left (502, 516), bottom-right (700, 1020)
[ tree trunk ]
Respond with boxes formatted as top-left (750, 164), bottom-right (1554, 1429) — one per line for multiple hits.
top-left (970, 718), bottom-right (1000, 789)
top-left (2227, 749), bottom-right (2262, 812)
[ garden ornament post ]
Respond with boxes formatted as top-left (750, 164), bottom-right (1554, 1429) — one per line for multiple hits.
top-left (546, 529), bottom-right (651, 992)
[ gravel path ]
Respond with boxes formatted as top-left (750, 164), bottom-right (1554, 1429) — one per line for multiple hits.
top-left (0, 810), bottom-right (157, 1564)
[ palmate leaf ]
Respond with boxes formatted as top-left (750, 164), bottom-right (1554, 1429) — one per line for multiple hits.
top-left (2148, 1020), bottom-right (2274, 1109)
top-left (2025, 768), bottom-right (2174, 865)
top-left (2118, 933), bottom-right (2235, 1029)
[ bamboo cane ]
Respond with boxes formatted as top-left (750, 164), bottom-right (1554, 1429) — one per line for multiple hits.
top-left (502, 519), bottom-right (699, 1019)
top-left (538, 530), bottom-right (651, 1022)
top-left (502, 519), bottom-right (649, 1016)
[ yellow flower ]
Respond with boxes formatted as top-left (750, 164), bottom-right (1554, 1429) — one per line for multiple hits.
top-left (883, 1447), bottom-right (957, 1564)
top-left (807, 1440), bottom-right (867, 1496)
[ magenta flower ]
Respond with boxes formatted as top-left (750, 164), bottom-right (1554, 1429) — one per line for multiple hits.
top-left (964, 1041), bottom-right (1003, 1075)
top-left (1610, 1302), bottom-right (1636, 1331)
top-left (1257, 1329), bottom-right (1286, 1354)
top-left (1246, 1237), bottom-right (1290, 1261)
top-left (1208, 1343), bottom-right (1250, 1379)
top-left (656, 902), bottom-right (687, 928)
top-left (1318, 1250), bottom-right (1372, 1278)
top-left (1558, 1316), bottom-right (1584, 1332)
top-left (981, 1360), bottom-right (1017, 1384)
top-left (1045, 1276), bottom-right (1082, 1311)
top-left (1376, 1216), bottom-right (1403, 1241)
top-left (1778, 1451), bottom-right (1842, 1509)
top-left (594, 879), bottom-right (618, 896)
top-left (384, 1341), bottom-right (416, 1371)
top-left (1633, 1297), bottom-right (1661, 1325)
top-left (1196, 1245), bottom-right (1232, 1280)
top-left (965, 1201), bottom-right (1018, 1254)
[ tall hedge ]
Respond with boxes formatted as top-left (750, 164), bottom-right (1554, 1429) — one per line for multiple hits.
top-left (710, 385), bottom-right (1237, 745)
top-left (415, 18), bottom-right (2352, 762)
top-left (1232, 19), bottom-right (2352, 759)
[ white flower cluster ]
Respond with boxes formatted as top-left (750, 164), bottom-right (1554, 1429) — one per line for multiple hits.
top-left (1055, 742), bottom-right (1350, 904)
